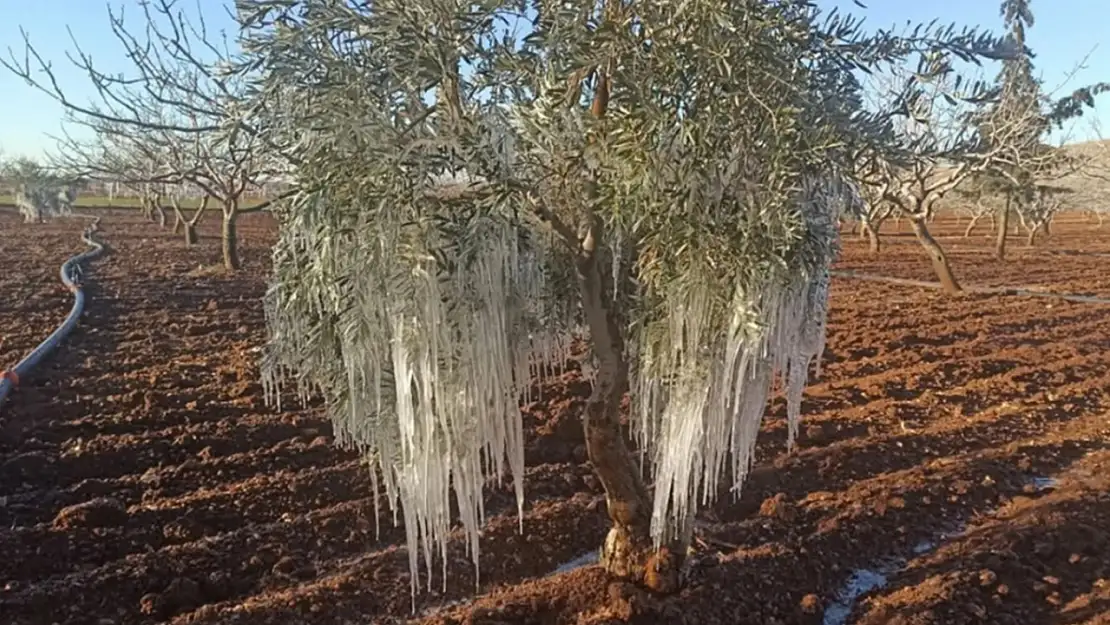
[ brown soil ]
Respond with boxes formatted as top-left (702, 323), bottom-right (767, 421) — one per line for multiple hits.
top-left (0, 207), bottom-right (1108, 625)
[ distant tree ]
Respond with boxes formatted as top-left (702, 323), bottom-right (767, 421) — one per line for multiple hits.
top-left (978, 0), bottom-right (1108, 258)
top-left (2, 155), bottom-right (75, 223)
top-left (2, 0), bottom-right (281, 270)
top-left (855, 59), bottom-right (1020, 294)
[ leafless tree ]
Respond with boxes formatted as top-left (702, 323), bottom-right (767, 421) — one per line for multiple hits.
top-left (2, 0), bottom-right (278, 270)
top-left (953, 183), bottom-right (1001, 237)
top-left (1016, 184), bottom-right (1064, 245)
top-left (855, 62), bottom-right (1008, 293)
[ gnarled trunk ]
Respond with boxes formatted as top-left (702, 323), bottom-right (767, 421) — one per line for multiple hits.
top-left (173, 195), bottom-right (208, 246)
top-left (576, 227), bottom-right (687, 594)
top-left (910, 216), bottom-right (961, 294)
top-left (1026, 223), bottom-right (1041, 247)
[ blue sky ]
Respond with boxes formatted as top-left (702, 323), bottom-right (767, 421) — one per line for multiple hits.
top-left (0, 0), bottom-right (1106, 159)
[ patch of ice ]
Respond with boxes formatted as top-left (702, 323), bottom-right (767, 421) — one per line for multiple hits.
top-left (1029, 476), bottom-right (1057, 491)
top-left (912, 540), bottom-right (935, 555)
top-left (552, 550), bottom-right (599, 575)
top-left (822, 567), bottom-right (891, 625)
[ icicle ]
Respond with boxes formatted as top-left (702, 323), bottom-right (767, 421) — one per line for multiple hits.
top-left (635, 171), bottom-right (856, 549)
top-left (262, 205), bottom-right (576, 605)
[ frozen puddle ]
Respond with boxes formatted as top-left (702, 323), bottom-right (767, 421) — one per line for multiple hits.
top-left (822, 562), bottom-right (897, 625)
top-left (552, 550), bottom-right (599, 575)
top-left (823, 519), bottom-right (971, 625)
top-left (1029, 476), bottom-right (1058, 491)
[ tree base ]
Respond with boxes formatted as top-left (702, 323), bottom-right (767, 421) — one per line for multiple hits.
top-left (600, 525), bottom-right (685, 594)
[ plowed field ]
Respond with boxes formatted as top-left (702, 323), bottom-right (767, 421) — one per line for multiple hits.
top-left (1, 208), bottom-right (1108, 625)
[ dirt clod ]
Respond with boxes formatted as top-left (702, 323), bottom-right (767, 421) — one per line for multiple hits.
top-left (52, 497), bottom-right (127, 529)
top-left (759, 493), bottom-right (798, 522)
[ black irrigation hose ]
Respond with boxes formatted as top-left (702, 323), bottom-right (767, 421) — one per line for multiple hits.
top-left (0, 217), bottom-right (106, 412)
top-left (831, 269), bottom-right (1110, 305)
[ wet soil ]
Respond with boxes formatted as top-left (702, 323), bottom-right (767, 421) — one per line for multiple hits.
top-left (0, 207), bottom-right (1108, 625)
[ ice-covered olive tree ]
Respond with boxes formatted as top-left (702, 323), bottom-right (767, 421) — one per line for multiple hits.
top-left (237, 0), bottom-right (1009, 598)
top-left (2, 156), bottom-right (75, 223)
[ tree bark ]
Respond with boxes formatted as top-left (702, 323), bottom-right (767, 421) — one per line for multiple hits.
top-left (576, 227), bottom-right (685, 594)
top-left (175, 196), bottom-right (208, 246)
top-left (156, 204), bottom-right (167, 228)
top-left (909, 217), bottom-right (961, 294)
top-left (221, 204), bottom-right (241, 271)
top-left (995, 195), bottom-right (1011, 260)
top-left (142, 197), bottom-right (155, 222)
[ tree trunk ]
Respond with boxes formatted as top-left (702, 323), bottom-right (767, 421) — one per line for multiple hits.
top-left (221, 205), bottom-right (241, 271)
top-left (963, 213), bottom-right (983, 237)
top-left (995, 195), bottom-right (1011, 260)
top-left (156, 204), bottom-right (167, 228)
top-left (910, 216), bottom-right (961, 294)
top-left (1043, 218), bottom-right (1051, 237)
top-left (576, 224), bottom-right (685, 594)
top-left (863, 221), bottom-right (881, 254)
top-left (172, 209), bottom-right (183, 234)
top-left (180, 196), bottom-right (209, 246)
top-left (1026, 224), bottom-right (1040, 247)
top-left (573, 39), bottom-right (686, 595)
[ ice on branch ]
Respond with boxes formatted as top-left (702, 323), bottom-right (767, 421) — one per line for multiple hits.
top-left (261, 195), bottom-right (577, 600)
top-left (636, 173), bottom-right (859, 548)
top-left (15, 181), bottom-right (76, 224)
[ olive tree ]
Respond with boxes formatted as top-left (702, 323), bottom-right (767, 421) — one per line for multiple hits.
top-left (237, 0), bottom-right (1007, 597)
top-left (2, 156), bottom-right (75, 223)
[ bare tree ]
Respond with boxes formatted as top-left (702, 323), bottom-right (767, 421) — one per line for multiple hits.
top-left (3, 0), bottom-right (275, 270)
top-left (856, 61), bottom-right (1009, 294)
top-left (1016, 184), bottom-right (1063, 245)
top-left (953, 181), bottom-right (1002, 237)
top-left (854, 174), bottom-right (896, 254)
top-left (2, 155), bottom-right (75, 223)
